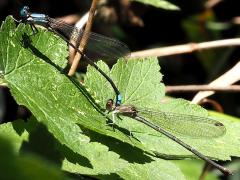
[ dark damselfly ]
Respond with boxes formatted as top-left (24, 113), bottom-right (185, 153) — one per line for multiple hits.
top-left (106, 99), bottom-right (232, 175)
top-left (17, 6), bottom-right (130, 106)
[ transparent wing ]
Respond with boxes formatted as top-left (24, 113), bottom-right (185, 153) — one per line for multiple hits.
top-left (48, 17), bottom-right (130, 61)
top-left (137, 108), bottom-right (226, 138)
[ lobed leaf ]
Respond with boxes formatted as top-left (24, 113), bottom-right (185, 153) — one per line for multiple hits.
top-left (0, 16), bottom-right (187, 178)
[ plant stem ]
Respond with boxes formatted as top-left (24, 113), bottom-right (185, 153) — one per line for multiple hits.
top-left (166, 85), bottom-right (240, 93)
top-left (68, 0), bottom-right (99, 76)
top-left (130, 38), bottom-right (240, 58)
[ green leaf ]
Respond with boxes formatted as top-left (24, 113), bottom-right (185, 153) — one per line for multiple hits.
top-left (85, 57), bottom-right (240, 162)
top-left (0, 119), bottom-right (185, 179)
top-left (63, 157), bottom-right (185, 179)
top-left (173, 160), bottom-right (218, 180)
top-left (0, 16), bottom-right (186, 178)
top-left (2, 15), bottom-right (239, 178)
top-left (0, 16), bottom-right (131, 175)
top-left (116, 159), bottom-right (185, 180)
top-left (0, 135), bottom-right (69, 180)
top-left (0, 18), bottom-right (67, 74)
top-left (0, 121), bottom-right (29, 153)
top-left (85, 58), bottom-right (165, 108)
top-left (132, 0), bottom-right (180, 10)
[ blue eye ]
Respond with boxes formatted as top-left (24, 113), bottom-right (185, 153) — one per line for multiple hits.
top-left (20, 6), bottom-right (29, 18)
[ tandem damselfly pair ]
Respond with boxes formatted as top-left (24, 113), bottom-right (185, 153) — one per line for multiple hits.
top-left (16, 6), bottom-right (231, 175)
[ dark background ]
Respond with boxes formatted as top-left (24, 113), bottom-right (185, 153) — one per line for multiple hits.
top-left (0, 0), bottom-right (239, 122)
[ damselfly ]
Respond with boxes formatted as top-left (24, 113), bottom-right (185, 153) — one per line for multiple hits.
top-left (106, 99), bottom-right (231, 175)
top-left (17, 6), bottom-right (130, 106)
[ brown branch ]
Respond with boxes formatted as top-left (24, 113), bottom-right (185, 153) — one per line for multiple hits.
top-left (68, 0), bottom-right (99, 76)
top-left (130, 38), bottom-right (240, 58)
top-left (68, 12), bottom-right (90, 64)
top-left (166, 85), bottom-right (240, 93)
top-left (192, 61), bottom-right (240, 103)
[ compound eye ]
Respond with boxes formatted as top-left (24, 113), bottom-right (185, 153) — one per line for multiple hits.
top-left (106, 99), bottom-right (114, 111)
top-left (20, 6), bottom-right (29, 18)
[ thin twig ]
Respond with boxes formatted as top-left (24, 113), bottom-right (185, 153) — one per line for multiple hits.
top-left (130, 38), bottom-right (240, 58)
top-left (166, 85), bottom-right (240, 93)
top-left (68, 12), bottom-right (90, 63)
top-left (192, 61), bottom-right (240, 104)
top-left (68, 0), bottom-right (99, 76)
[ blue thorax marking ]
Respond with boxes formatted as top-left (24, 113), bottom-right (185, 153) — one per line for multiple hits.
top-left (30, 13), bottom-right (48, 23)
top-left (27, 13), bottom-right (48, 26)
top-left (116, 94), bottom-right (122, 106)
top-left (30, 13), bottom-right (47, 19)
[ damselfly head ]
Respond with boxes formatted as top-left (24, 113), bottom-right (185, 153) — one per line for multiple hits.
top-left (20, 6), bottom-right (30, 18)
top-left (106, 99), bottom-right (114, 111)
